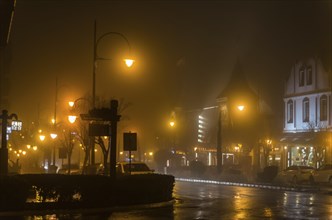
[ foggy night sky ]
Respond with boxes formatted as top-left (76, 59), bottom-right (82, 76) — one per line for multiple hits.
top-left (7, 0), bottom-right (331, 150)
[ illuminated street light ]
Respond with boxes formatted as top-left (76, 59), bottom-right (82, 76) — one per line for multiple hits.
top-left (92, 21), bottom-right (135, 108)
top-left (237, 105), bottom-right (245, 111)
top-left (39, 134), bottom-right (45, 142)
top-left (68, 115), bottom-right (77, 124)
top-left (67, 114), bottom-right (77, 174)
top-left (124, 58), bottom-right (134, 67)
top-left (50, 133), bottom-right (57, 139)
top-left (68, 101), bottom-right (75, 108)
top-left (50, 132), bottom-right (58, 170)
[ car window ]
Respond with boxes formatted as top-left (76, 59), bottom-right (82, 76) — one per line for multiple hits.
top-left (123, 163), bottom-right (150, 172)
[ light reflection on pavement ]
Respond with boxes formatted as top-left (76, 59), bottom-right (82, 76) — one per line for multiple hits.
top-left (8, 180), bottom-right (332, 219)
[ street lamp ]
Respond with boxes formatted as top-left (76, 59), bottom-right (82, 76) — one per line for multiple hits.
top-left (89, 21), bottom-right (135, 172)
top-left (39, 134), bottom-right (45, 142)
top-left (67, 115), bottom-right (77, 174)
top-left (49, 132), bottom-right (58, 173)
top-left (68, 115), bottom-right (77, 124)
top-left (92, 20), bottom-right (135, 108)
top-left (39, 134), bottom-right (46, 170)
top-left (217, 103), bottom-right (246, 173)
top-left (237, 105), bottom-right (245, 111)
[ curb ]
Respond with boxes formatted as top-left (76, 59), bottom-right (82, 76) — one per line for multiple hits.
top-left (175, 177), bottom-right (320, 192)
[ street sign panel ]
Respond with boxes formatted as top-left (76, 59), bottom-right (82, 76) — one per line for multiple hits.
top-left (123, 132), bottom-right (137, 151)
top-left (89, 123), bottom-right (110, 136)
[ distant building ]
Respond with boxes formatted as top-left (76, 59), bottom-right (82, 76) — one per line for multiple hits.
top-left (189, 60), bottom-right (275, 173)
top-left (281, 57), bottom-right (331, 168)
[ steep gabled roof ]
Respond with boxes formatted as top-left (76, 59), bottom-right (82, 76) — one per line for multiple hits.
top-left (217, 59), bottom-right (257, 100)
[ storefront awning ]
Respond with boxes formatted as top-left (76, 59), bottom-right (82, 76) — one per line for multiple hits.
top-left (279, 131), bottom-right (332, 146)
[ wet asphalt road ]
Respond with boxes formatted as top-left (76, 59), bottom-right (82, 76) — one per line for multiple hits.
top-left (7, 180), bottom-right (332, 219)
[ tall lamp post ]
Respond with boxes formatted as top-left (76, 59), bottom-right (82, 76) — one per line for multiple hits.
top-left (67, 115), bottom-right (77, 174)
top-left (169, 120), bottom-right (175, 149)
top-left (90, 21), bottom-right (135, 168)
top-left (39, 134), bottom-right (46, 171)
top-left (217, 104), bottom-right (246, 173)
top-left (92, 20), bottom-right (134, 108)
top-left (49, 132), bottom-right (57, 173)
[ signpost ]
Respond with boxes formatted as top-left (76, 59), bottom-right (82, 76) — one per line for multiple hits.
top-left (80, 100), bottom-right (121, 179)
top-left (123, 132), bottom-right (137, 174)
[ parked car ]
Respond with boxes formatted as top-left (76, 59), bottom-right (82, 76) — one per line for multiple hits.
top-left (274, 165), bottom-right (315, 185)
top-left (313, 164), bottom-right (332, 184)
top-left (117, 162), bottom-right (154, 175)
top-left (98, 162), bottom-right (154, 176)
top-left (57, 164), bottom-right (81, 175)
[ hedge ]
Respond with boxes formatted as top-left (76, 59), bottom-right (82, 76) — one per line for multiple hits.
top-left (0, 173), bottom-right (174, 211)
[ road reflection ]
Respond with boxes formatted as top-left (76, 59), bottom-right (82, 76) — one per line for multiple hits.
top-left (7, 181), bottom-right (332, 219)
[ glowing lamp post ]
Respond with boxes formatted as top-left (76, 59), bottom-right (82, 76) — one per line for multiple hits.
top-left (89, 21), bottom-right (135, 170)
top-left (92, 21), bottom-right (135, 108)
top-left (49, 132), bottom-right (58, 173)
top-left (67, 115), bottom-right (77, 174)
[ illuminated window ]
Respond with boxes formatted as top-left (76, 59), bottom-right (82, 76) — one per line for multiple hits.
top-left (299, 67), bottom-right (305, 87)
top-left (303, 97), bottom-right (309, 122)
top-left (11, 120), bottom-right (22, 131)
top-left (320, 95), bottom-right (327, 121)
top-left (306, 67), bottom-right (312, 85)
top-left (287, 100), bottom-right (293, 123)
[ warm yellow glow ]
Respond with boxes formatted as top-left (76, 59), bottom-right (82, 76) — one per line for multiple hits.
top-left (237, 105), bottom-right (245, 111)
top-left (124, 58), bottom-right (134, 67)
top-left (26, 145), bottom-right (31, 149)
top-left (51, 118), bottom-right (56, 124)
top-left (38, 129), bottom-right (42, 133)
top-left (19, 150), bottom-right (22, 153)
top-left (22, 151), bottom-right (26, 155)
top-left (50, 133), bottom-right (57, 139)
top-left (9, 148), bottom-right (12, 151)
top-left (33, 146), bottom-right (38, 151)
top-left (149, 152), bottom-right (153, 156)
top-left (94, 149), bottom-right (97, 152)
top-left (169, 121), bottom-right (175, 127)
top-left (120, 151), bottom-right (123, 155)
top-left (68, 115), bottom-right (77, 124)
top-left (68, 101), bottom-right (75, 107)
top-left (39, 135), bottom-right (45, 141)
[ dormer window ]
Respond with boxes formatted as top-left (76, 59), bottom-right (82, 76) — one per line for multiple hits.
top-left (299, 67), bottom-right (305, 87)
top-left (306, 67), bottom-right (312, 85)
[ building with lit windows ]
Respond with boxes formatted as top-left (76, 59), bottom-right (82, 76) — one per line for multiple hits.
top-left (281, 57), bottom-right (331, 169)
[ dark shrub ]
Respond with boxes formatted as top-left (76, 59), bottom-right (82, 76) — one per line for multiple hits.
top-left (257, 166), bottom-right (279, 183)
top-left (0, 175), bottom-right (30, 211)
top-left (12, 173), bottom-right (174, 210)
